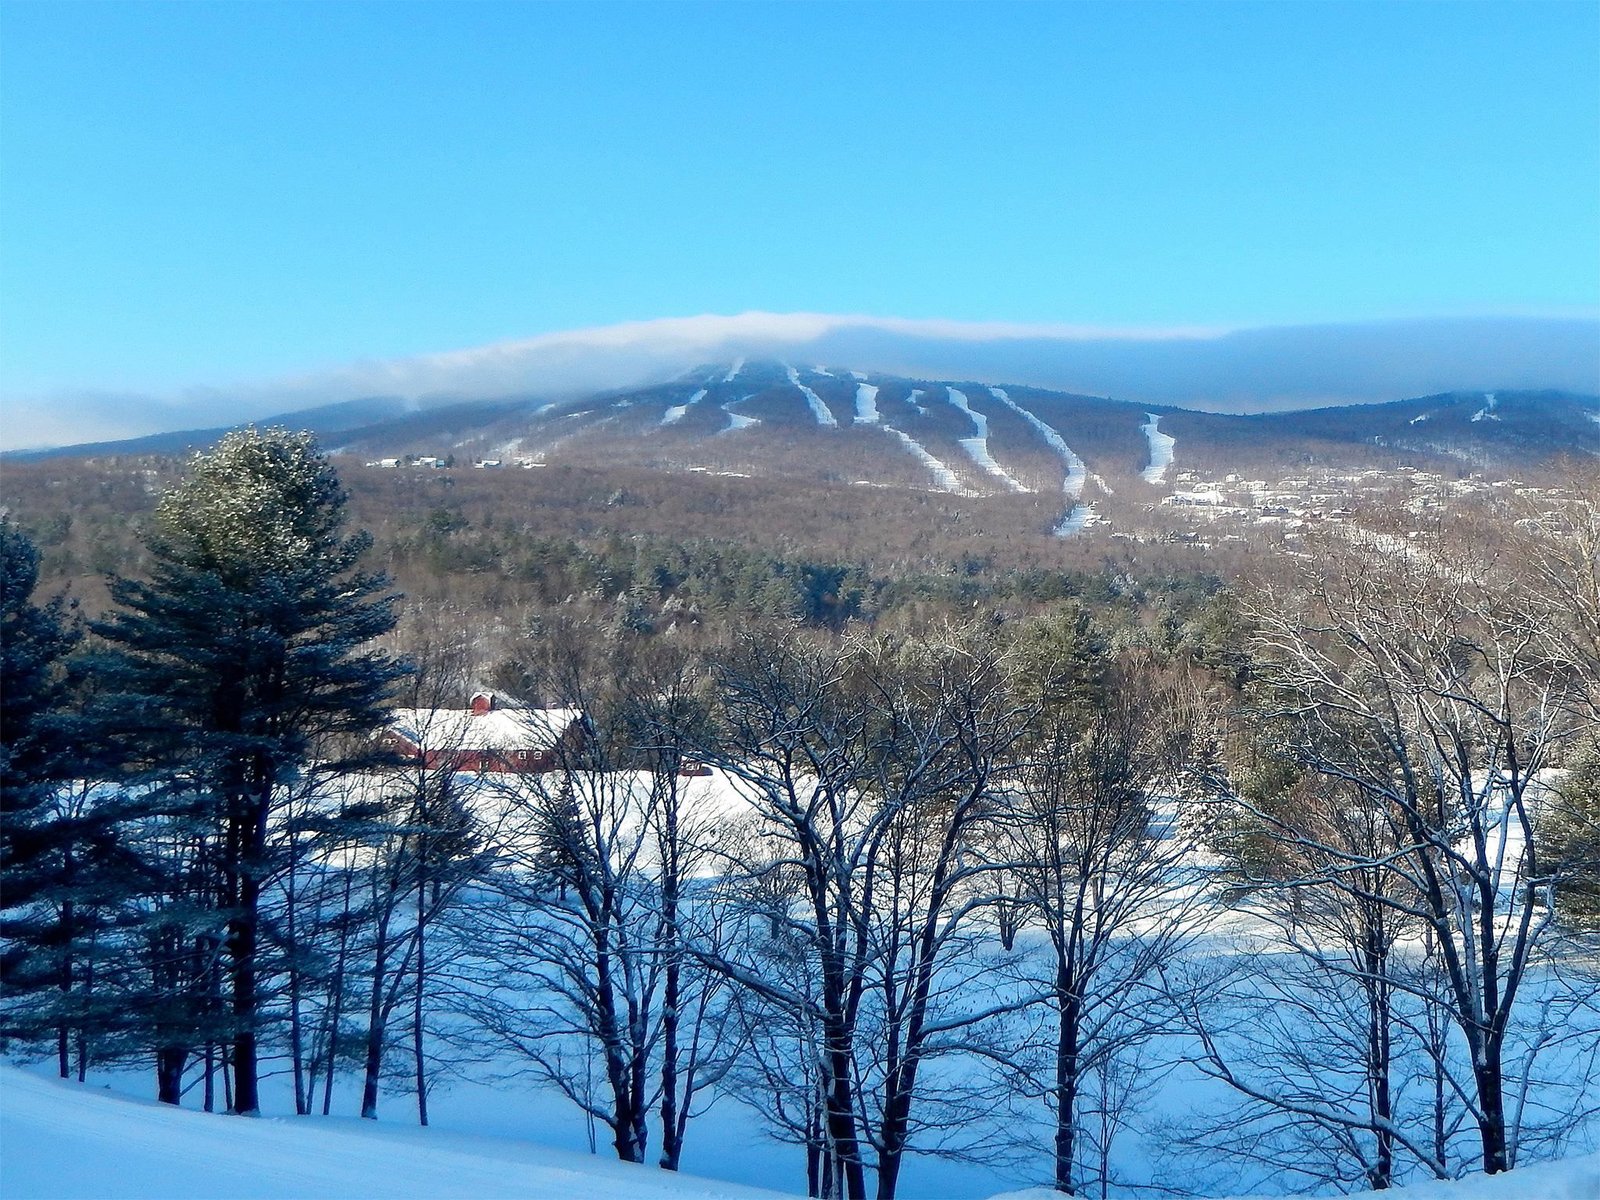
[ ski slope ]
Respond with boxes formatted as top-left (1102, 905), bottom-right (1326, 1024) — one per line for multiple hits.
top-left (1140, 413), bottom-right (1176, 483)
top-left (989, 387), bottom-right (1085, 498)
top-left (882, 425), bottom-right (965, 492)
top-left (661, 390), bottom-right (706, 426)
top-left (947, 388), bottom-right (1028, 492)
top-left (855, 384), bottom-right (881, 424)
top-left (786, 366), bottom-right (839, 427)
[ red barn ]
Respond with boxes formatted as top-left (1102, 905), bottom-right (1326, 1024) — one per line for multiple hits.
top-left (381, 692), bottom-right (586, 774)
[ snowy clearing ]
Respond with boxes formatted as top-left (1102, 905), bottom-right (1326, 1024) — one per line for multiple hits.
top-left (989, 387), bottom-right (1086, 498)
top-left (855, 384), bottom-right (881, 424)
top-left (906, 388), bottom-right (927, 414)
top-left (0, 1066), bottom-right (798, 1200)
top-left (948, 388), bottom-right (1029, 492)
top-left (1140, 413), bottom-right (1177, 484)
top-left (787, 366), bottom-right (839, 427)
top-left (723, 358), bottom-right (745, 384)
top-left (882, 425), bottom-right (966, 492)
top-left (1471, 392), bottom-right (1499, 422)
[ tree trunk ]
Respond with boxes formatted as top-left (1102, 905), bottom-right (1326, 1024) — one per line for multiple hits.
top-left (413, 878), bottom-right (428, 1127)
top-left (287, 851), bottom-right (308, 1115)
top-left (1475, 1038), bottom-right (1509, 1174)
top-left (1054, 986), bottom-right (1082, 1195)
top-left (824, 1027), bottom-right (868, 1200)
top-left (323, 868), bottom-right (355, 1116)
top-left (156, 1046), bottom-right (186, 1106)
top-left (230, 878), bottom-right (261, 1115)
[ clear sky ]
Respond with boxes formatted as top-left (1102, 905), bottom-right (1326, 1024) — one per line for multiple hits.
top-left (2, 0), bottom-right (1597, 398)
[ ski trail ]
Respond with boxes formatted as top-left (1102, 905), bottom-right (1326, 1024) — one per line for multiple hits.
top-left (988, 387), bottom-right (1083, 497)
top-left (947, 387), bottom-right (1029, 492)
top-left (787, 365), bottom-right (839, 427)
top-left (660, 389), bottom-right (705, 427)
top-left (882, 426), bottom-right (964, 493)
top-left (1139, 412), bottom-right (1176, 483)
top-left (723, 357), bottom-right (745, 384)
top-left (854, 384), bottom-right (880, 424)
top-left (849, 370), bottom-right (867, 382)
top-left (906, 388), bottom-right (927, 414)
top-left (1471, 392), bottom-right (1499, 422)
top-left (720, 394), bottom-right (759, 433)
top-left (1054, 504), bottom-right (1099, 538)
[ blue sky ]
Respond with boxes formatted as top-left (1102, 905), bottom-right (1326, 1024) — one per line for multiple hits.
top-left (2, 0), bottom-right (1597, 399)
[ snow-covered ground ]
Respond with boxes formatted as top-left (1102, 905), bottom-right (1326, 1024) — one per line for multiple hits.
top-left (786, 365), bottom-right (839, 427)
top-left (0, 1066), bottom-right (798, 1200)
top-left (1140, 413), bottom-right (1176, 484)
top-left (990, 1156), bottom-right (1600, 1200)
top-left (948, 387), bottom-right (1029, 492)
top-left (723, 358), bottom-right (745, 384)
top-left (7, 1062), bottom-right (1595, 1200)
top-left (1471, 392), bottom-right (1499, 422)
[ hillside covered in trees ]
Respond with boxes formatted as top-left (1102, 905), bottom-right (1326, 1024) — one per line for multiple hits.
top-left (2, 431), bottom-right (1598, 1200)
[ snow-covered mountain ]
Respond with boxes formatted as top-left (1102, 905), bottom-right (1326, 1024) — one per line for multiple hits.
top-left (6, 313), bottom-right (1597, 452)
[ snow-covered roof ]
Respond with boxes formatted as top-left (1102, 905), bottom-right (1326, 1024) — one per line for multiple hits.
top-left (387, 705), bottom-right (584, 754)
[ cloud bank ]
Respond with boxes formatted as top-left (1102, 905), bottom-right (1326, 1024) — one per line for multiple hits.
top-left (5, 312), bottom-right (1597, 450)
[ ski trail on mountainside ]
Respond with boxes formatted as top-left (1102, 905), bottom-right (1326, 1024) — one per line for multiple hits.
top-left (660, 390), bottom-right (705, 427)
top-left (854, 385), bottom-right (880, 424)
top-left (719, 394), bottom-right (759, 433)
top-left (988, 387), bottom-right (1085, 498)
top-left (723, 358), bottom-right (745, 384)
top-left (881, 426), bottom-right (965, 493)
top-left (946, 388), bottom-right (1028, 492)
top-left (1140, 413), bottom-right (1176, 483)
top-left (786, 366), bottom-right (839, 428)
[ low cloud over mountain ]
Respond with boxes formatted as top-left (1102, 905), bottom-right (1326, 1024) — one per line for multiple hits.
top-left (5, 312), bottom-right (1596, 450)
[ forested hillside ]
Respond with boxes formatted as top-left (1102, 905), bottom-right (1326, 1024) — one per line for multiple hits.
top-left (2, 432), bottom-right (1597, 1200)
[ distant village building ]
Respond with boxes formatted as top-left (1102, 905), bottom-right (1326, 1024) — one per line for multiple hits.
top-left (381, 692), bottom-right (586, 773)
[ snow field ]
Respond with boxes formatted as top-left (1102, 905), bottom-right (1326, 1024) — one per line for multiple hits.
top-left (0, 1066), bottom-right (800, 1200)
top-left (1471, 393), bottom-right (1499, 423)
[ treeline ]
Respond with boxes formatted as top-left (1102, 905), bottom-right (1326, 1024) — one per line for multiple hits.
top-left (2, 432), bottom-right (1598, 1200)
top-left (0, 451), bottom-right (1242, 638)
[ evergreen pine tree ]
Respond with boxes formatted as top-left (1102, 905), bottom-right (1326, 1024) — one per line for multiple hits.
top-left (93, 429), bottom-right (406, 1113)
top-left (0, 518), bottom-right (85, 1050)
